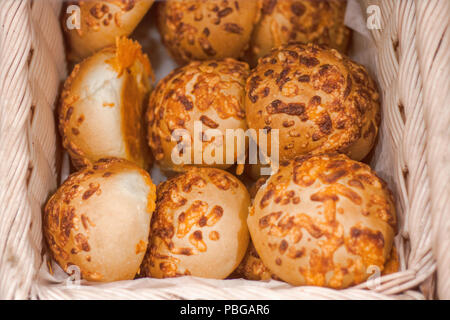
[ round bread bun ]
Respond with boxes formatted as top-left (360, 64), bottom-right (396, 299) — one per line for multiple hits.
top-left (247, 153), bottom-right (397, 288)
top-left (43, 158), bottom-right (157, 282)
top-left (139, 167), bottom-right (250, 279)
top-left (60, 37), bottom-right (154, 170)
top-left (245, 42), bottom-right (380, 163)
top-left (156, 0), bottom-right (261, 64)
top-left (147, 59), bottom-right (249, 172)
top-left (64, 0), bottom-right (154, 62)
top-left (248, 0), bottom-right (350, 66)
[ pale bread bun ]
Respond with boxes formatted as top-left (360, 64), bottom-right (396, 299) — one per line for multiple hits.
top-left (139, 167), bottom-right (250, 279)
top-left (147, 59), bottom-right (249, 172)
top-left (59, 37), bottom-right (154, 170)
top-left (64, 0), bottom-right (154, 62)
top-left (157, 0), bottom-right (261, 64)
top-left (245, 42), bottom-right (380, 163)
top-left (247, 154), bottom-right (397, 288)
top-left (43, 158), bottom-right (157, 282)
top-left (248, 0), bottom-right (350, 66)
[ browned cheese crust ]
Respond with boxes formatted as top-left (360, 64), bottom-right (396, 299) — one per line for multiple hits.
top-left (64, 0), bottom-right (154, 61)
top-left (245, 43), bottom-right (380, 162)
top-left (59, 37), bottom-right (153, 170)
top-left (248, 0), bottom-right (350, 65)
top-left (147, 59), bottom-right (250, 172)
top-left (247, 154), bottom-right (397, 288)
top-left (139, 167), bottom-right (250, 279)
top-left (157, 0), bottom-right (261, 64)
top-left (43, 158), bottom-right (157, 282)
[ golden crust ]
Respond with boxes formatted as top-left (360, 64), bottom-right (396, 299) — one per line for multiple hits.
top-left (147, 59), bottom-right (250, 172)
top-left (59, 38), bottom-right (153, 170)
top-left (248, 0), bottom-right (351, 65)
top-left (245, 42), bottom-right (380, 162)
top-left (247, 153), bottom-right (397, 288)
top-left (139, 167), bottom-right (250, 279)
top-left (157, 0), bottom-right (261, 64)
top-left (64, 0), bottom-right (154, 62)
top-left (43, 158), bottom-right (156, 282)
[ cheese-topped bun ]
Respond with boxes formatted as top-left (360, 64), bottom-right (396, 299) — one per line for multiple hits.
top-left (43, 158), bottom-right (157, 282)
top-left (157, 0), bottom-right (260, 64)
top-left (147, 59), bottom-right (249, 172)
top-left (60, 37), bottom-right (154, 170)
top-left (139, 167), bottom-right (250, 279)
top-left (64, 0), bottom-right (154, 62)
top-left (248, 0), bottom-right (350, 65)
top-left (247, 154), bottom-right (397, 288)
top-left (245, 43), bottom-right (380, 162)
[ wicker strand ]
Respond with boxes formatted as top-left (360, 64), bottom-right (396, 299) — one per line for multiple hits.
top-left (394, 0), bottom-right (435, 285)
top-left (0, 0), bottom-right (35, 300)
top-left (414, 0), bottom-right (450, 300)
top-left (0, 0), bottom-right (63, 299)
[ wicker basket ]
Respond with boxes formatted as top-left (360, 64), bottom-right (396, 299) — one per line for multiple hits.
top-left (0, 0), bottom-right (448, 300)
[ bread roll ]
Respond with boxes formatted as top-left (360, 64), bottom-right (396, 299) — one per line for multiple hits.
top-left (248, 0), bottom-right (350, 66)
top-left (139, 167), bottom-right (250, 279)
top-left (157, 0), bottom-right (260, 64)
top-left (147, 59), bottom-right (249, 172)
top-left (43, 158), bottom-right (157, 282)
top-left (245, 42), bottom-right (380, 163)
top-left (247, 154), bottom-right (397, 288)
top-left (64, 0), bottom-right (154, 62)
top-left (59, 37), bottom-right (153, 170)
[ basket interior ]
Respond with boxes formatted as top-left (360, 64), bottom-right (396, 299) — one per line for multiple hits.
top-left (1, 0), bottom-right (440, 300)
